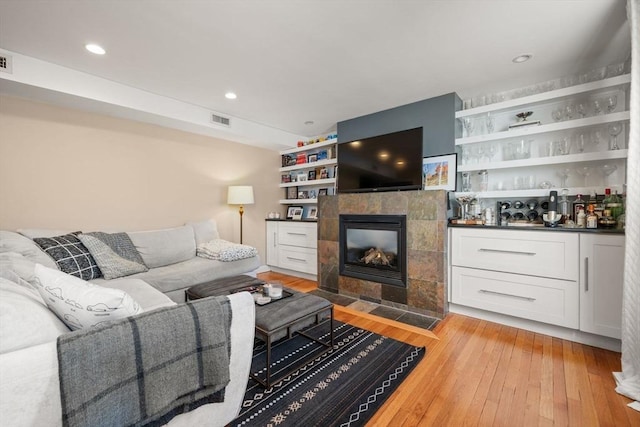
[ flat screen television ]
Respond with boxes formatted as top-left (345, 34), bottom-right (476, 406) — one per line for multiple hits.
top-left (337, 127), bottom-right (423, 193)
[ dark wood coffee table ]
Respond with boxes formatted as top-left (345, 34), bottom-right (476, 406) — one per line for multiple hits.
top-left (186, 275), bottom-right (334, 388)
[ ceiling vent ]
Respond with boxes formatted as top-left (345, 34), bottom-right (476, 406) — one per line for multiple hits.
top-left (211, 113), bottom-right (230, 127)
top-left (0, 54), bottom-right (13, 74)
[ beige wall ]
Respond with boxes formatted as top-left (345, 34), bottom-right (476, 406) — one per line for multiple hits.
top-left (0, 95), bottom-right (283, 262)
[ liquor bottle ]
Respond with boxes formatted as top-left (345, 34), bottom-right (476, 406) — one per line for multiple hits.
top-left (572, 194), bottom-right (585, 221)
top-left (606, 190), bottom-right (624, 221)
top-left (586, 204), bottom-right (598, 229)
top-left (576, 207), bottom-right (586, 228)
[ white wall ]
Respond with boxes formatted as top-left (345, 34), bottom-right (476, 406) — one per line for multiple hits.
top-left (0, 95), bottom-right (284, 261)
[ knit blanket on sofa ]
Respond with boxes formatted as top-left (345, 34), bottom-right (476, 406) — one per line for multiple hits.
top-left (197, 239), bottom-right (258, 262)
top-left (57, 296), bottom-right (232, 427)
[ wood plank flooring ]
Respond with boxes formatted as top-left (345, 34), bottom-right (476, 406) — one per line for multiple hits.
top-left (258, 272), bottom-right (640, 426)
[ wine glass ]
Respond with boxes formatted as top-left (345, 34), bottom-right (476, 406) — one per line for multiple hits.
top-left (574, 133), bottom-right (588, 153)
top-left (462, 118), bottom-right (475, 137)
top-left (487, 143), bottom-right (498, 161)
top-left (564, 104), bottom-right (575, 120)
top-left (593, 99), bottom-right (602, 115)
top-left (606, 95), bottom-right (617, 114)
top-left (485, 113), bottom-right (495, 134)
top-left (608, 122), bottom-right (623, 150)
top-left (601, 164), bottom-right (618, 185)
top-left (557, 168), bottom-right (571, 188)
top-left (576, 166), bottom-right (591, 187)
top-left (592, 129), bottom-right (603, 145)
top-left (576, 103), bottom-right (587, 118)
top-left (461, 145), bottom-right (472, 165)
top-left (551, 108), bottom-right (563, 122)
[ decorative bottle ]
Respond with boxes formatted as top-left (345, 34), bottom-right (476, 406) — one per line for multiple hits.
top-left (572, 194), bottom-right (585, 222)
top-left (559, 189), bottom-right (571, 221)
top-left (586, 205), bottom-right (598, 229)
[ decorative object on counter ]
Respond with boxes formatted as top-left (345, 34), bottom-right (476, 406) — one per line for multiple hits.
top-left (455, 194), bottom-right (476, 220)
top-left (576, 208), bottom-right (586, 228)
top-left (559, 189), bottom-right (571, 221)
top-left (509, 111), bottom-right (541, 129)
top-left (572, 194), bottom-right (586, 221)
top-left (586, 205), bottom-right (598, 229)
top-left (267, 212), bottom-right (281, 219)
top-left (422, 153), bottom-right (457, 191)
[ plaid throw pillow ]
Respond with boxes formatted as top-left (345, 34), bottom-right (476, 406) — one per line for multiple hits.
top-left (34, 233), bottom-right (102, 280)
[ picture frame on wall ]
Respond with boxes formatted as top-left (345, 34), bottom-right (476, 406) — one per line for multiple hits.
top-left (422, 153), bottom-right (457, 191)
top-left (287, 205), bottom-right (303, 220)
top-left (286, 186), bottom-right (298, 200)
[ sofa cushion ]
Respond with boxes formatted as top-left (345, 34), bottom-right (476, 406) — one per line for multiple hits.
top-left (95, 277), bottom-right (175, 312)
top-left (0, 230), bottom-right (58, 269)
top-left (34, 264), bottom-right (142, 331)
top-left (0, 277), bottom-right (70, 354)
top-left (77, 232), bottom-right (148, 279)
top-left (187, 219), bottom-right (220, 246)
top-left (33, 233), bottom-right (102, 280)
top-left (128, 225), bottom-right (196, 268)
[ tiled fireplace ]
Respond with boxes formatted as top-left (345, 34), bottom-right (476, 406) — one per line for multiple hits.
top-left (318, 190), bottom-right (448, 319)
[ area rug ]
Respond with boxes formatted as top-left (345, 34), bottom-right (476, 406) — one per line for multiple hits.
top-left (229, 321), bottom-right (426, 427)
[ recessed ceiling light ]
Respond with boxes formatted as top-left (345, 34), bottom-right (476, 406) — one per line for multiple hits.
top-left (512, 54), bottom-right (533, 64)
top-left (225, 92), bottom-right (237, 100)
top-left (85, 44), bottom-right (106, 55)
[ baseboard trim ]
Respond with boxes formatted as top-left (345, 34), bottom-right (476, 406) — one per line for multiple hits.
top-left (267, 266), bottom-right (317, 282)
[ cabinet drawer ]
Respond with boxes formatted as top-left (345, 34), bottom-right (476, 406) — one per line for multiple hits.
top-left (278, 222), bottom-right (317, 248)
top-left (451, 266), bottom-right (579, 329)
top-left (278, 246), bottom-right (317, 274)
top-left (451, 228), bottom-right (578, 280)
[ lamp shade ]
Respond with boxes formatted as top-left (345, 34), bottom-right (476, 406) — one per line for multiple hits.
top-left (227, 186), bottom-right (255, 205)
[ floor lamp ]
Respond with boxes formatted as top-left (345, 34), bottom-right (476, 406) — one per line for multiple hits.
top-left (227, 185), bottom-right (254, 244)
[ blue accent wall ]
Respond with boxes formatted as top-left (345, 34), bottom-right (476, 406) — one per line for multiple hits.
top-left (336, 92), bottom-right (461, 158)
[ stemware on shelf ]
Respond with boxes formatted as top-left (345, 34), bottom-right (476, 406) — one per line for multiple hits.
top-left (554, 137), bottom-right (571, 156)
top-left (577, 102), bottom-right (587, 118)
top-left (485, 113), bottom-right (495, 134)
top-left (592, 129), bottom-right (603, 145)
top-left (557, 168), bottom-right (571, 188)
top-left (487, 143), bottom-right (498, 162)
top-left (574, 132), bottom-right (588, 153)
top-left (576, 166), bottom-right (592, 187)
top-left (593, 99), bottom-right (603, 115)
top-left (608, 122), bottom-right (623, 150)
top-left (462, 118), bottom-right (475, 137)
top-left (606, 95), bottom-right (618, 114)
top-left (564, 104), bottom-right (575, 120)
top-left (601, 164), bottom-right (618, 185)
top-left (551, 108), bottom-right (563, 122)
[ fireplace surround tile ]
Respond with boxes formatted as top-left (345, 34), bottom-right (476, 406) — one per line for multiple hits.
top-left (318, 190), bottom-right (448, 319)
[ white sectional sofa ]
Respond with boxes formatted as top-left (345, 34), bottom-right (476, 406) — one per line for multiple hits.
top-left (0, 220), bottom-right (259, 426)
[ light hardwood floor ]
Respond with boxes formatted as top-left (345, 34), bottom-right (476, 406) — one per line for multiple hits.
top-left (257, 271), bottom-right (640, 427)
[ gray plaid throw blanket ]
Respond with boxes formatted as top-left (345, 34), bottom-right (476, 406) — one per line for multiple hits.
top-left (57, 296), bottom-right (232, 427)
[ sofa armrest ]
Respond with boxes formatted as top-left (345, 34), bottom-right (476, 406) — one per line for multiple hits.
top-left (0, 292), bottom-right (256, 427)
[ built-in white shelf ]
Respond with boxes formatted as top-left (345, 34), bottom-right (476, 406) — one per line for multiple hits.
top-left (279, 178), bottom-right (336, 188)
top-left (455, 186), bottom-right (621, 199)
top-left (279, 138), bottom-right (337, 155)
top-left (455, 111), bottom-right (630, 146)
top-left (278, 198), bottom-right (318, 204)
top-left (279, 158), bottom-right (337, 173)
top-left (455, 74), bottom-right (631, 119)
top-left (458, 149), bottom-right (628, 173)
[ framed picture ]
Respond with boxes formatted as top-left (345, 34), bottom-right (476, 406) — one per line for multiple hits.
top-left (423, 153), bottom-right (457, 191)
top-left (309, 189), bottom-right (317, 199)
top-left (307, 153), bottom-right (318, 163)
top-left (297, 173), bottom-right (307, 182)
top-left (298, 190), bottom-right (309, 199)
top-left (281, 174), bottom-right (291, 183)
top-left (317, 150), bottom-right (328, 160)
top-left (286, 186), bottom-right (298, 200)
top-left (319, 167), bottom-right (328, 179)
top-left (318, 188), bottom-right (328, 196)
top-left (308, 170), bottom-right (316, 180)
top-left (287, 205), bottom-right (303, 219)
top-left (305, 206), bottom-right (318, 220)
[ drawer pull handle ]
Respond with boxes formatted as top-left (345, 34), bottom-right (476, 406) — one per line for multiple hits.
top-left (478, 248), bottom-right (536, 256)
top-left (286, 256), bottom-right (307, 263)
top-left (286, 232), bottom-right (307, 236)
top-left (584, 257), bottom-right (589, 291)
top-left (479, 289), bottom-right (536, 302)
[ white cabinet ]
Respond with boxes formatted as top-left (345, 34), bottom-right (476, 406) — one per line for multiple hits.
top-left (279, 137), bottom-right (337, 205)
top-left (266, 221), bottom-right (317, 276)
top-left (455, 73), bottom-right (630, 199)
top-left (450, 228), bottom-right (579, 328)
top-left (579, 234), bottom-right (625, 339)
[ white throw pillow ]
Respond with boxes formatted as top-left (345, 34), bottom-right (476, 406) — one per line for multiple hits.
top-left (34, 264), bottom-right (142, 331)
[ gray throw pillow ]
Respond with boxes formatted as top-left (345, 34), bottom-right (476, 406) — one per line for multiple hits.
top-left (33, 233), bottom-right (102, 281)
top-left (77, 232), bottom-right (148, 280)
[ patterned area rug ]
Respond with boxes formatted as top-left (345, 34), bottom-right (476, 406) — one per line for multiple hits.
top-left (229, 321), bottom-right (425, 427)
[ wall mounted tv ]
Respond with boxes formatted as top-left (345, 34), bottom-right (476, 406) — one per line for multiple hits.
top-left (337, 127), bottom-right (423, 193)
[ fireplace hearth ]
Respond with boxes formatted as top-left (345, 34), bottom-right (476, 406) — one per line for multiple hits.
top-left (340, 214), bottom-right (407, 288)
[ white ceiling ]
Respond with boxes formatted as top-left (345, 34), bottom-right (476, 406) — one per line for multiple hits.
top-left (0, 0), bottom-right (631, 139)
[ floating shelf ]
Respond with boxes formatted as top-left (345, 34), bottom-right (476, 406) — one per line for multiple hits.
top-left (458, 150), bottom-right (628, 172)
top-left (279, 158), bottom-right (337, 173)
top-left (279, 178), bottom-right (336, 188)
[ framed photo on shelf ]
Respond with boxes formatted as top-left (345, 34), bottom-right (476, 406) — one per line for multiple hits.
top-left (287, 206), bottom-right (302, 219)
top-left (319, 167), bottom-right (328, 179)
top-left (308, 170), bottom-right (316, 180)
top-left (318, 188), bottom-right (328, 196)
top-left (298, 190), bottom-right (309, 199)
top-left (307, 153), bottom-right (318, 163)
top-left (309, 190), bottom-right (317, 199)
top-left (286, 186), bottom-right (298, 200)
top-left (422, 153), bottom-right (457, 191)
top-left (317, 150), bottom-right (328, 160)
top-left (287, 205), bottom-right (304, 220)
top-left (305, 206), bottom-right (318, 220)
top-left (297, 173), bottom-right (307, 182)
top-left (281, 174), bottom-right (291, 183)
